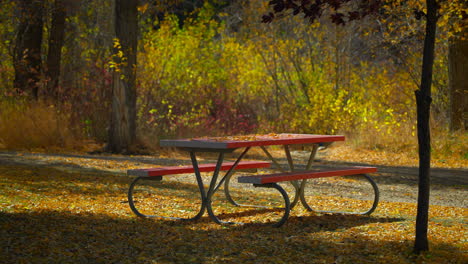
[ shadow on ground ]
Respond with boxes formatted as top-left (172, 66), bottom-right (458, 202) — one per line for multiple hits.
top-left (2, 210), bottom-right (462, 264)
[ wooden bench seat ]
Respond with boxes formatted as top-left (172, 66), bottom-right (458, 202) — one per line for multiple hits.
top-left (238, 166), bottom-right (377, 184)
top-left (237, 166), bottom-right (379, 227)
top-left (127, 161), bottom-right (271, 179)
top-left (127, 160), bottom-right (271, 220)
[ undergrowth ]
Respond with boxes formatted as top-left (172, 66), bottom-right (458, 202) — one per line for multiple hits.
top-left (0, 100), bottom-right (80, 151)
top-left (345, 121), bottom-right (467, 164)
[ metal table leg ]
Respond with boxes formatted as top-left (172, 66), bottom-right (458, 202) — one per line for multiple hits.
top-left (127, 176), bottom-right (205, 221)
top-left (225, 144), bottom-right (320, 210)
top-left (252, 183), bottom-right (291, 227)
top-left (263, 144), bottom-right (320, 209)
top-left (224, 147), bottom-right (286, 210)
top-left (300, 173), bottom-right (380, 215)
top-left (198, 148), bottom-right (290, 227)
top-left (190, 150), bottom-right (242, 225)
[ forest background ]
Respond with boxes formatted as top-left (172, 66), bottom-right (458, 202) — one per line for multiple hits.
top-left (0, 0), bottom-right (466, 167)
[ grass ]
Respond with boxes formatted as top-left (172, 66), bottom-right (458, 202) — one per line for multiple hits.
top-left (0, 164), bottom-right (466, 264)
top-left (0, 100), bottom-right (80, 151)
top-left (1, 99), bottom-right (466, 169)
top-left (343, 121), bottom-right (467, 169)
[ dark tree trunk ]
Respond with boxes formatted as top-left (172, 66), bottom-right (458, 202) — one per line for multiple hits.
top-left (448, 36), bottom-right (468, 131)
top-left (46, 0), bottom-right (67, 101)
top-left (414, 0), bottom-right (438, 253)
top-left (13, 0), bottom-right (44, 100)
top-left (108, 0), bottom-right (138, 153)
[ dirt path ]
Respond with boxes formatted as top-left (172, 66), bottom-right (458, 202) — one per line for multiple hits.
top-left (0, 150), bottom-right (466, 208)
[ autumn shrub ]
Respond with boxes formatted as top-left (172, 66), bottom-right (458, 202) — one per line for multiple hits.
top-left (138, 8), bottom-right (258, 139)
top-left (0, 0), bottom-right (113, 146)
top-left (56, 2), bottom-right (114, 142)
top-left (232, 27), bottom-right (417, 137)
top-left (136, 5), bottom-right (424, 146)
top-left (0, 1), bottom-right (462, 161)
top-left (64, 63), bottom-right (112, 142)
top-left (0, 98), bottom-right (80, 150)
top-left (431, 127), bottom-right (467, 161)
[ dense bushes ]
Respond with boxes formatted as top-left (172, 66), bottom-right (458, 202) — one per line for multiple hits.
top-left (0, 3), bottom-right (460, 159)
top-left (137, 8), bottom-right (424, 142)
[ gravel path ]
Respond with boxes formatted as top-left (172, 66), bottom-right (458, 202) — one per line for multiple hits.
top-left (1, 150), bottom-right (466, 208)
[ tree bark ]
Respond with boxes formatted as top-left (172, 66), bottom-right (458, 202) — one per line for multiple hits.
top-left (13, 0), bottom-right (44, 100)
top-left (108, 0), bottom-right (138, 153)
top-left (414, 0), bottom-right (438, 253)
top-left (448, 36), bottom-right (468, 131)
top-left (46, 0), bottom-right (67, 102)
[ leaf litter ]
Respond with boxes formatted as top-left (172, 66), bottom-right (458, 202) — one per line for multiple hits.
top-left (0, 151), bottom-right (467, 263)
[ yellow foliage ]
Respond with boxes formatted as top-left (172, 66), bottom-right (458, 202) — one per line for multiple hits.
top-left (133, 4), bottom-right (462, 161)
top-left (0, 2), bottom-right (461, 158)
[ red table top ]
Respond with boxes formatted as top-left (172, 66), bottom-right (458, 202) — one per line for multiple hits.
top-left (159, 133), bottom-right (345, 150)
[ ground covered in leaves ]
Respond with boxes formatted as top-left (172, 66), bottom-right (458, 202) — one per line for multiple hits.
top-left (0, 149), bottom-right (466, 263)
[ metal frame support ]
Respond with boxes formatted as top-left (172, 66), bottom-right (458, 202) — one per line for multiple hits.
top-left (301, 173), bottom-right (380, 215)
top-left (127, 176), bottom-right (205, 221)
top-left (252, 183), bottom-right (291, 227)
top-left (128, 141), bottom-right (379, 227)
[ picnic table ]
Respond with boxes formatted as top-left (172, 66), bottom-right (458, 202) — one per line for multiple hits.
top-left (127, 133), bottom-right (379, 227)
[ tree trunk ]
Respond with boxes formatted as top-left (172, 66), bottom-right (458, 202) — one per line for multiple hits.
top-left (46, 0), bottom-right (67, 102)
top-left (108, 0), bottom-right (138, 153)
top-left (448, 36), bottom-right (468, 131)
top-left (414, 0), bottom-right (438, 253)
top-left (13, 0), bottom-right (44, 100)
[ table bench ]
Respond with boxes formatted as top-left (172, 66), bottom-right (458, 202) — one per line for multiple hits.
top-left (127, 161), bottom-right (271, 219)
top-left (238, 166), bottom-right (379, 227)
